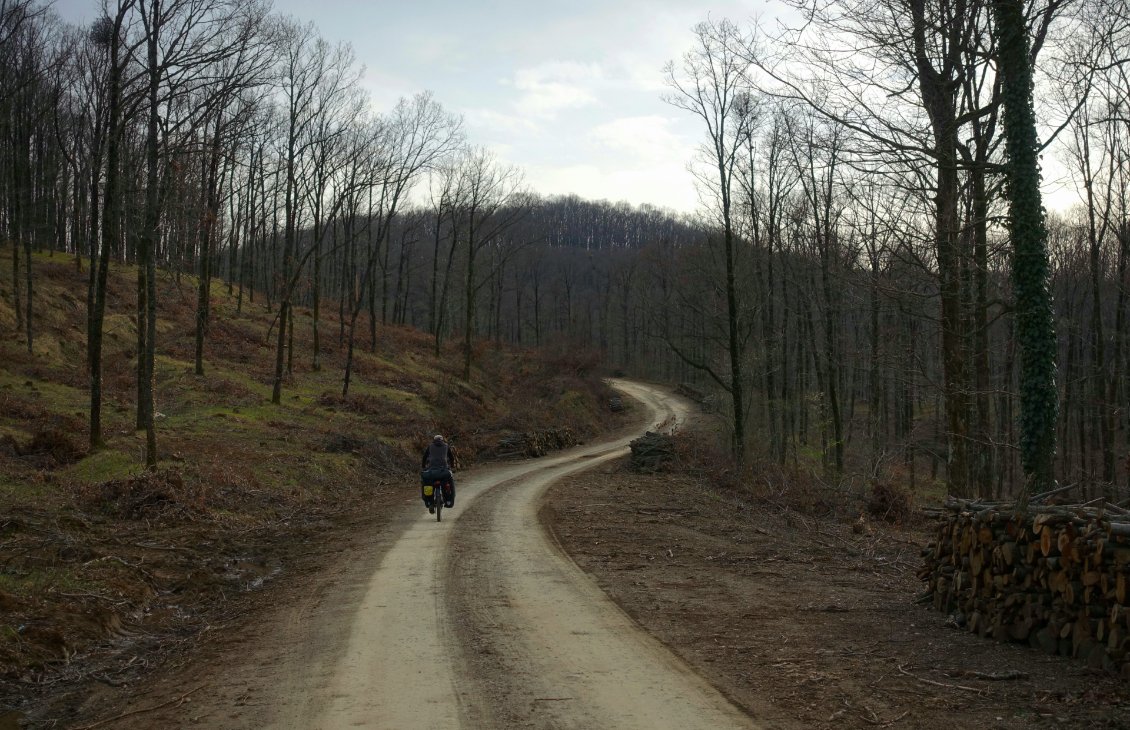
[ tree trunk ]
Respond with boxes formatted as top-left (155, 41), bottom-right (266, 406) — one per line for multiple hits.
top-left (971, 164), bottom-right (994, 498)
top-left (910, 0), bottom-right (970, 496)
top-left (992, 0), bottom-right (1058, 497)
top-left (723, 216), bottom-right (745, 460)
top-left (312, 222), bottom-right (322, 372)
top-left (463, 217), bottom-right (477, 380)
top-left (196, 115), bottom-right (223, 377)
top-left (139, 0), bottom-right (162, 468)
top-left (90, 7), bottom-right (129, 451)
top-left (22, 211), bottom-right (33, 353)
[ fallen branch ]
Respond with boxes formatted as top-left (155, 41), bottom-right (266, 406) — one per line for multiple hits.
top-left (55, 590), bottom-right (130, 606)
top-left (72, 684), bottom-right (205, 729)
top-left (897, 664), bottom-right (983, 694)
top-left (1029, 482), bottom-right (1082, 503)
top-left (947, 669), bottom-right (1028, 682)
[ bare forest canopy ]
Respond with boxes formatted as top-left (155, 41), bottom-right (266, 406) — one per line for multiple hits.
top-left (3, 0), bottom-right (1130, 504)
top-left (658, 3), bottom-right (1130, 504)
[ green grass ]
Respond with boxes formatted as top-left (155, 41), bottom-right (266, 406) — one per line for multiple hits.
top-left (0, 567), bottom-right (102, 596)
top-left (796, 444), bottom-right (824, 465)
top-left (60, 449), bottom-right (139, 485)
top-left (0, 474), bottom-right (52, 507)
top-left (0, 373), bottom-right (87, 412)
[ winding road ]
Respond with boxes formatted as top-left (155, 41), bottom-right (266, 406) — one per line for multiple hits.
top-left (99, 381), bottom-right (757, 729)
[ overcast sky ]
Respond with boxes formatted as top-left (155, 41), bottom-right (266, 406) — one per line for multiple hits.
top-left (50, 0), bottom-right (777, 214)
top-left (47, 0), bottom-right (1080, 215)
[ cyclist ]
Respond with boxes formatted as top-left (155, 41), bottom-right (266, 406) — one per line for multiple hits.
top-left (420, 434), bottom-right (456, 513)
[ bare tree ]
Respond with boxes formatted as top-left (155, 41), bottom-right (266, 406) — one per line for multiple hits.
top-left (443, 147), bottom-right (527, 380)
top-left (88, 0), bottom-right (139, 450)
top-left (188, 10), bottom-right (276, 377)
top-left (270, 20), bottom-right (356, 404)
top-left (784, 109), bottom-right (849, 474)
top-left (1, 0), bottom-right (49, 342)
top-left (663, 18), bottom-right (759, 460)
top-left (296, 55), bottom-right (363, 373)
top-left (132, 0), bottom-right (273, 465)
top-left (340, 93), bottom-right (462, 397)
top-left (735, 0), bottom-right (1074, 494)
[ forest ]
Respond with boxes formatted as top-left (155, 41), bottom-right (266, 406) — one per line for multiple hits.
top-left (3, 0), bottom-right (1130, 503)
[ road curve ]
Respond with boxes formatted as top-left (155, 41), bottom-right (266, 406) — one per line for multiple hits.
top-left (444, 381), bottom-right (755, 729)
top-left (99, 381), bottom-right (757, 729)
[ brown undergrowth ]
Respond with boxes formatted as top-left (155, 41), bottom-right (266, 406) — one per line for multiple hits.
top-left (0, 246), bottom-right (616, 723)
top-left (653, 429), bottom-right (917, 526)
top-left (544, 428), bottom-right (1130, 728)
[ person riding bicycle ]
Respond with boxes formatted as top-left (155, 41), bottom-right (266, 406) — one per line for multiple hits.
top-left (420, 434), bottom-right (456, 513)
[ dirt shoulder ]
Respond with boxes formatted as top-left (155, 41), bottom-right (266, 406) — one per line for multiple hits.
top-left (542, 460), bottom-right (1130, 729)
top-left (8, 483), bottom-right (409, 728)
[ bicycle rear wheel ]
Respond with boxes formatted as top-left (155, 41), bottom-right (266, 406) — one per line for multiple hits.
top-left (435, 494), bottom-right (443, 522)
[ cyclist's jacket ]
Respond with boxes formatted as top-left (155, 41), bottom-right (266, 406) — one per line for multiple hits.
top-left (422, 441), bottom-right (455, 471)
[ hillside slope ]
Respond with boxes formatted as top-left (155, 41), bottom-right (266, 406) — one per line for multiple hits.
top-left (0, 246), bottom-right (618, 716)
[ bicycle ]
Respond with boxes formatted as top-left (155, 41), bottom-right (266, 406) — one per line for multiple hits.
top-left (422, 471), bottom-right (452, 522)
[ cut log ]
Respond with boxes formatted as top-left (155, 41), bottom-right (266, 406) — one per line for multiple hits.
top-left (1058, 529), bottom-right (1075, 558)
top-left (1040, 526), bottom-right (1057, 557)
top-left (1000, 541), bottom-right (1017, 567)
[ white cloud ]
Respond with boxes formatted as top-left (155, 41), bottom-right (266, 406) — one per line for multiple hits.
top-left (508, 61), bottom-right (605, 118)
top-left (398, 31), bottom-right (468, 71)
top-left (589, 115), bottom-right (690, 162)
top-left (614, 53), bottom-right (671, 93)
top-left (463, 108), bottom-right (542, 137)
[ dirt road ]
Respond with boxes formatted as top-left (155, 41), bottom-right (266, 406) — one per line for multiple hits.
top-left (81, 381), bottom-right (754, 729)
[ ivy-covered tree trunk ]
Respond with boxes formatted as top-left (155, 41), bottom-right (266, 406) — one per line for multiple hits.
top-left (992, 0), bottom-right (1058, 496)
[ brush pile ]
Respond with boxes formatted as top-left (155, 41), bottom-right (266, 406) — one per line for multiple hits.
top-left (629, 431), bottom-right (677, 472)
top-left (918, 496), bottom-right (1130, 676)
top-left (494, 427), bottom-right (578, 459)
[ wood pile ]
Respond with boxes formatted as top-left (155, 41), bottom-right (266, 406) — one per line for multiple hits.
top-left (675, 383), bottom-right (718, 413)
top-left (919, 497), bottom-right (1130, 676)
top-left (494, 427), bottom-right (578, 459)
top-left (629, 431), bottom-right (676, 472)
top-left (675, 383), bottom-right (705, 402)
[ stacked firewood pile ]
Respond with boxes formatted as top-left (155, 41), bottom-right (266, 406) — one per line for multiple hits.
top-left (494, 427), bottom-right (578, 459)
top-left (629, 431), bottom-right (676, 472)
top-left (919, 497), bottom-right (1130, 675)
